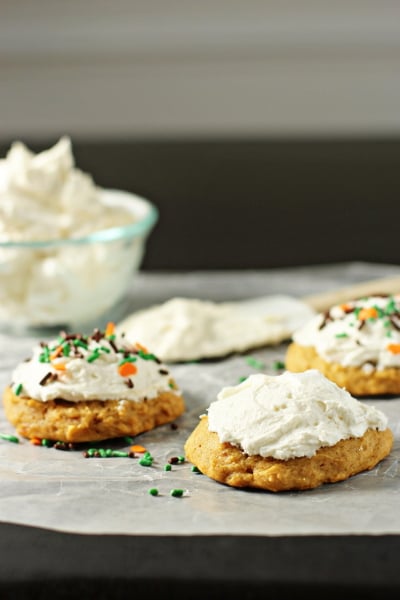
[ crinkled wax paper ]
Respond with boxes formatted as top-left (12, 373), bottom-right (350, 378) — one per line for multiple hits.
top-left (0, 263), bottom-right (400, 535)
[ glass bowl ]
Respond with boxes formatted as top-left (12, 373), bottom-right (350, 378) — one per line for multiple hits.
top-left (0, 188), bottom-right (158, 334)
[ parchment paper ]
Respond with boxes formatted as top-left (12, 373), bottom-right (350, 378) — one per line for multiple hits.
top-left (1, 262), bottom-right (400, 536)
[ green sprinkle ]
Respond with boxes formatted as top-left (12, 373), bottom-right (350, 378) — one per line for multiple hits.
top-left (123, 436), bottom-right (134, 444)
top-left (87, 350), bottom-right (101, 363)
top-left (191, 465), bottom-right (202, 473)
top-left (137, 349), bottom-right (157, 361)
top-left (178, 455), bottom-right (185, 463)
top-left (118, 356), bottom-right (137, 366)
top-left (99, 346), bottom-right (111, 353)
top-left (62, 343), bottom-right (71, 357)
top-left (149, 488), bottom-right (159, 496)
top-left (0, 433), bottom-right (19, 443)
top-left (385, 297), bottom-right (397, 315)
top-left (105, 449), bottom-right (113, 457)
top-left (87, 448), bottom-right (97, 457)
top-left (111, 450), bottom-right (130, 457)
top-left (39, 347), bottom-right (51, 363)
top-left (14, 383), bottom-right (23, 396)
top-left (335, 333), bottom-right (349, 338)
top-left (106, 333), bottom-right (116, 341)
top-left (170, 489), bottom-right (184, 497)
top-left (164, 464), bottom-right (172, 471)
top-left (41, 438), bottom-right (53, 447)
top-left (238, 376), bottom-right (248, 383)
top-left (272, 360), bottom-right (285, 370)
top-left (98, 448), bottom-right (107, 457)
top-left (245, 356), bottom-right (265, 369)
top-left (139, 458), bottom-right (153, 467)
top-left (73, 339), bottom-right (88, 349)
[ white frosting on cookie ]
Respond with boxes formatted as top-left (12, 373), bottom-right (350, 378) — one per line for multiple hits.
top-left (117, 295), bottom-right (315, 362)
top-left (292, 295), bottom-right (400, 371)
top-left (10, 326), bottom-right (179, 403)
top-left (207, 370), bottom-right (388, 459)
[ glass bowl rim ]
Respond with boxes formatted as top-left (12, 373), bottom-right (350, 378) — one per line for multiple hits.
top-left (0, 188), bottom-right (159, 248)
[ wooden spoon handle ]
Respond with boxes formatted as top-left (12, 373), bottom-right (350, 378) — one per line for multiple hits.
top-left (302, 275), bottom-right (400, 313)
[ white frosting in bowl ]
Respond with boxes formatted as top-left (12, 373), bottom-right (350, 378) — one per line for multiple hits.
top-left (292, 295), bottom-right (400, 371)
top-left (0, 138), bottom-right (158, 329)
top-left (207, 370), bottom-right (388, 460)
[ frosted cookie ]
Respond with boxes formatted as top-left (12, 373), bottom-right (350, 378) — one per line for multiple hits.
top-left (117, 296), bottom-right (315, 362)
top-left (184, 370), bottom-right (393, 492)
top-left (3, 323), bottom-right (185, 443)
top-left (286, 294), bottom-right (400, 396)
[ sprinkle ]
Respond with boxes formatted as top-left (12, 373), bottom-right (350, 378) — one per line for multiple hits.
top-left (54, 441), bottom-right (74, 451)
top-left (124, 378), bottom-right (134, 388)
top-left (30, 437), bottom-right (42, 446)
top-left (245, 356), bottom-right (265, 369)
top-left (130, 444), bottom-right (147, 453)
top-left (137, 349), bottom-right (158, 361)
top-left (139, 457), bottom-right (153, 467)
top-left (170, 489), bottom-right (185, 497)
top-left (41, 438), bottom-right (53, 447)
top-left (238, 376), bottom-right (247, 383)
top-left (149, 488), bottom-right (159, 496)
top-left (0, 433), bottom-right (19, 443)
top-left (118, 361), bottom-right (137, 377)
top-left (50, 346), bottom-right (63, 360)
top-left (358, 307), bottom-right (378, 321)
top-left (14, 383), bottom-right (23, 396)
top-left (105, 322), bottom-right (116, 338)
top-left (164, 464), bottom-right (172, 471)
top-left (178, 455), bottom-right (185, 463)
top-left (387, 343), bottom-right (400, 354)
top-left (111, 450), bottom-right (130, 457)
top-left (135, 342), bottom-right (149, 353)
top-left (87, 350), bottom-right (101, 363)
top-left (272, 360), bottom-right (285, 370)
top-left (52, 361), bottom-right (66, 371)
top-left (39, 372), bottom-right (58, 386)
top-left (335, 333), bottom-right (349, 338)
top-left (168, 456), bottom-right (180, 464)
top-left (158, 368), bottom-right (169, 375)
top-left (191, 465), bottom-right (202, 473)
top-left (73, 339), bottom-right (88, 349)
top-left (124, 436), bottom-right (134, 444)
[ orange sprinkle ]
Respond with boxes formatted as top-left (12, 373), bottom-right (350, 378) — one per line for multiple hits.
top-left (52, 362), bottom-right (66, 371)
top-left (130, 444), bottom-right (147, 453)
top-left (358, 307), bottom-right (378, 321)
top-left (339, 303), bottom-right (352, 312)
top-left (387, 343), bottom-right (400, 354)
top-left (30, 437), bottom-right (42, 446)
top-left (105, 322), bottom-right (115, 337)
top-left (118, 361), bottom-right (137, 377)
top-left (135, 342), bottom-right (148, 353)
top-left (50, 345), bottom-right (63, 360)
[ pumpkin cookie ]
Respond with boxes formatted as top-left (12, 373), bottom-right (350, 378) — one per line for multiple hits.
top-left (286, 294), bottom-right (400, 395)
top-left (3, 323), bottom-right (185, 443)
top-left (184, 371), bottom-right (393, 492)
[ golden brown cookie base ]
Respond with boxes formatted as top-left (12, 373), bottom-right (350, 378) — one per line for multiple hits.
top-left (3, 386), bottom-right (185, 443)
top-left (184, 416), bottom-right (393, 492)
top-left (285, 342), bottom-right (400, 396)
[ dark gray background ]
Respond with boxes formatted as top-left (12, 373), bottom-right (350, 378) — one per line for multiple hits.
top-left (2, 136), bottom-right (398, 270)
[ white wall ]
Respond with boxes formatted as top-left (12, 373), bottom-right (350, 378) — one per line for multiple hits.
top-left (1, 0), bottom-right (400, 140)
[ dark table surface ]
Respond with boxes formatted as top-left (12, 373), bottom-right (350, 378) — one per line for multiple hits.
top-left (1, 523), bottom-right (400, 599)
